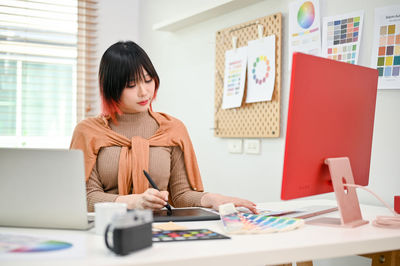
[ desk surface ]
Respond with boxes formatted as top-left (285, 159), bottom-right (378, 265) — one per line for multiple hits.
top-left (1, 199), bottom-right (399, 266)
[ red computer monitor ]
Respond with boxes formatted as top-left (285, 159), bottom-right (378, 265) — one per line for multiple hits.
top-left (281, 52), bottom-right (378, 201)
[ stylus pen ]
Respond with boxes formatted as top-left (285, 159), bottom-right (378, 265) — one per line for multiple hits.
top-left (143, 170), bottom-right (172, 215)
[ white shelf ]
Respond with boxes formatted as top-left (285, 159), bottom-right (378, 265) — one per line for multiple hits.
top-left (152, 0), bottom-right (264, 32)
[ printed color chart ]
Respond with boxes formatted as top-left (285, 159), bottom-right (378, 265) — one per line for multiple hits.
top-left (246, 36), bottom-right (276, 103)
top-left (289, 0), bottom-right (321, 67)
top-left (222, 46), bottom-right (247, 109)
top-left (322, 11), bottom-right (364, 65)
top-left (376, 24), bottom-right (400, 78)
top-left (371, 5), bottom-right (400, 89)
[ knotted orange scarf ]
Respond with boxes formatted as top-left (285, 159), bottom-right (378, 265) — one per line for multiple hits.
top-left (69, 110), bottom-right (204, 195)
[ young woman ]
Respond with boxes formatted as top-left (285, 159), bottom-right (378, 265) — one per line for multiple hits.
top-left (70, 41), bottom-right (257, 213)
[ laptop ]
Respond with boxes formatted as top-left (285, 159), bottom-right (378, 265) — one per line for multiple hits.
top-left (0, 148), bottom-right (93, 230)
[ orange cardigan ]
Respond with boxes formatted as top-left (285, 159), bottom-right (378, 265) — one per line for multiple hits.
top-left (70, 110), bottom-right (204, 195)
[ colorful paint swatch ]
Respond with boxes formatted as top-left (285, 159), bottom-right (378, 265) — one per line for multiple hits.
top-left (322, 11), bottom-right (364, 65)
top-left (152, 229), bottom-right (230, 242)
top-left (376, 23), bottom-right (400, 77)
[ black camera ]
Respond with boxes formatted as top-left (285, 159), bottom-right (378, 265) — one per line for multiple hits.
top-left (104, 210), bottom-right (153, 256)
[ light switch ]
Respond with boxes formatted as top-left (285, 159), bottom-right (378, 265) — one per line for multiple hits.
top-left (228, 139), bottom-right (242, 154)
top-left (244, 139), bottom-right (260, 154)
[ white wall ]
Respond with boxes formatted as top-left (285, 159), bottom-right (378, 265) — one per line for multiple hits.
top-left (97, 0), bottom-right (400, 207)
top-left (97, 0), bottom-right (140, 68)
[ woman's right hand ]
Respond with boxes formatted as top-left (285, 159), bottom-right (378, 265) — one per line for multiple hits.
top-left (116, 188), bottom-right (169, 210)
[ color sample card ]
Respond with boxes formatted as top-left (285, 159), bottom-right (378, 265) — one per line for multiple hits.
top-left (152, 229), bottom-right (230, 242)
top-left (0, 234), bottom-right (72, 253)
top-left (371, 5), bottom-right (400, 89)
top-left (246, 35), bottom-right (276, 103)
top-left (288, 0), bottom-right (321, 68)
top-left (222, 46), bottom-right (247, 109)
top-left (322, 11), bottom-right (364, 65)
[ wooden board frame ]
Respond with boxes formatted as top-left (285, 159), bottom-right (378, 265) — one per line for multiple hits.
top-left (214, 13), bottom-right (282, 138)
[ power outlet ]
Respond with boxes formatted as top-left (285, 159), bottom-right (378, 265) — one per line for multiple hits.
top-left (244, 139), bottom-right (261, 154)
top-left (228, 139), bottom-right (243, 154)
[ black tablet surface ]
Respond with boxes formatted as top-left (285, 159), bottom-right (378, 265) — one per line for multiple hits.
top-left (153, 208), bottom-right (220, 222)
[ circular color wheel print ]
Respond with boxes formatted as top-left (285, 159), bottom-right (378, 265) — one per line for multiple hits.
top-left (297, 1), bottom-right (315, 29)
top-left (252, 56), bottom-right (270, 85)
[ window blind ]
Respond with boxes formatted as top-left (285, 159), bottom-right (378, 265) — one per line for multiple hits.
top-left (0, 0), bottom-right (98, 148)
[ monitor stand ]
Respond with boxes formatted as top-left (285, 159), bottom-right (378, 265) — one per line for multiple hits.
top-left (307, 157), bottom-right (369, 228)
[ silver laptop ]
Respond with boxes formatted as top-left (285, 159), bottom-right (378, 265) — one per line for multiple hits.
top-left (0, 148), bottom-right (93, 230)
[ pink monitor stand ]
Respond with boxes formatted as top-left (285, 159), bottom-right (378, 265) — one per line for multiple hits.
top-left (307, 157), bottom-right (369, 228)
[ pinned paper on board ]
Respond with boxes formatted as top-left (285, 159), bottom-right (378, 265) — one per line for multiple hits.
top-left (322, 11), bottom-right (364, 65)
top-left (288, 0), bottom-right (321, 68)
top-left (371, 5), bottom-right (400, 89)
top-left (245, 35), bottom-right (276, 103)
top-left (221, 46), bottom-right (247, 109)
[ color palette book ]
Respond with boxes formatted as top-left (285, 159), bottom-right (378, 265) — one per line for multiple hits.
top-left (152, 229), bottom-right (230, 242)
top-left (219, 203), bottom-right (304, 234)
top-left (322, 11), bottom-right (364, 65)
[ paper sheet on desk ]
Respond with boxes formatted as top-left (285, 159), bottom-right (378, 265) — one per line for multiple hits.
top-left (0, 233), bottom-right (86, 260)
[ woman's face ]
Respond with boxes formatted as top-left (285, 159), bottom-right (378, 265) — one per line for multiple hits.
top-left (119, 69), bottom-right (155, 113)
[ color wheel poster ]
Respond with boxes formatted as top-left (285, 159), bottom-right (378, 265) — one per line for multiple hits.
top-left (289, 0), bottom-right (321, 68)
top-left (322, 11), bottom-right (364, 65)
top-left (371, 5), bottom-right (400, 89)
top-left (222, 46), bottom-right (247, 109)
top-left (246, 35), bottom-right (276, 103)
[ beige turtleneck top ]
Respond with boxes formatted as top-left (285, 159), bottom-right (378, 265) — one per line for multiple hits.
top-left (85, 111), bottom-right (205, 212)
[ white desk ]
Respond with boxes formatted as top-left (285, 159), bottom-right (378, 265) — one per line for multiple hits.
top-left (1, 199), bottom-right (399, 266)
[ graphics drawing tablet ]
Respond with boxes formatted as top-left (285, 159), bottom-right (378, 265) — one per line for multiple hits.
top-left (153, 208), bottom-right (220, 222)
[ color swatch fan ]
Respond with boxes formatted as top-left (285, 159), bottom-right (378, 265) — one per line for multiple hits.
top-left (219, 203), bottom-right (304, 234)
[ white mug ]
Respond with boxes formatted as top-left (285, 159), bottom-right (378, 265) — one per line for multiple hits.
top-left (94, 202), bottom-right (127, 235)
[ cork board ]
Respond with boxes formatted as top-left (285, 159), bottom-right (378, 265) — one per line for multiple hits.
top-left (214, 13), bottom-right (282, 138)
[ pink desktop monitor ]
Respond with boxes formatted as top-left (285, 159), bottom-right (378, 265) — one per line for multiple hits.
top-left (281, 53), bottom-right (378, 203)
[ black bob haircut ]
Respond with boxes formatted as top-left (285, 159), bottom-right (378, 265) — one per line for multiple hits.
top-left (98, 41), bottom-right (160, 117)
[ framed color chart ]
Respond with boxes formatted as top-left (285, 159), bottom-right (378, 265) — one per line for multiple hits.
top-left (214, 13), bottom-right (282, 138)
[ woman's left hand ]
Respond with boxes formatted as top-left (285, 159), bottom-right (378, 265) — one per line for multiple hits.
top-left (200, 193), bottom-right (258, 214)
